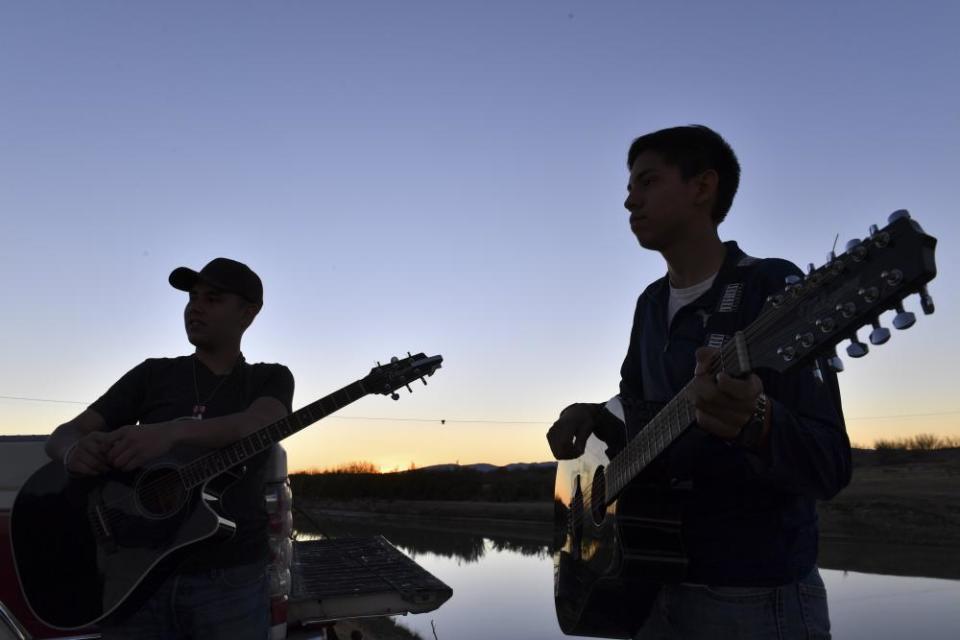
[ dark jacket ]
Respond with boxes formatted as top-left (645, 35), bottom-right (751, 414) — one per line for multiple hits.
top-left (619, 241), bottom-right (851, 586)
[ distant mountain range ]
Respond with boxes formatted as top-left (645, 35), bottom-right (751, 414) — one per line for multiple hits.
top-left (413, 461), bottom-right (557, 473)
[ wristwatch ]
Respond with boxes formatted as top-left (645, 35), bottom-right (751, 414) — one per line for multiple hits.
top-left (736, 393), bottom-right (768, 450)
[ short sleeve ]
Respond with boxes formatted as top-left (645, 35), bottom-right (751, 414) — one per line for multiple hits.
top-left (248, 364), bottom-right (295, 414)
top-left (88, 360), bottom-right (150, 430)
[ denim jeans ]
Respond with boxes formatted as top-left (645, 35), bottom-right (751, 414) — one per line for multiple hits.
top-left (100, 561), bottom-right (269, 640)
top-left (634, 567), bottom-right (831, 639)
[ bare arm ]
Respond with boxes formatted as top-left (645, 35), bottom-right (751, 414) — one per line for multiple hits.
top-left (46, 409), bottom-right (115, 475)
top-left (106, 396), bottom-right (289, 471)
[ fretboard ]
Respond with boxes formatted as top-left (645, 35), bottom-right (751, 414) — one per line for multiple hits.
top-left (180, 379), bottom-right (369, 488)
top-left (604, 338), bottom-right (746, 499)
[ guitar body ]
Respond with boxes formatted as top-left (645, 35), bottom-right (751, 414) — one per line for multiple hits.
top-left (553, 432), bottom-right (688, 638)
top-left (10, 451), bottom-right (240, 630)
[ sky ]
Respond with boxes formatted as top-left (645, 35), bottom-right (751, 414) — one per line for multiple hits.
top-left (1, 1), bottom-right (958, 473)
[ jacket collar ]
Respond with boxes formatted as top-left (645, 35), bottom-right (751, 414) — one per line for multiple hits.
top-left (646, 240), bottom-right (748, 314)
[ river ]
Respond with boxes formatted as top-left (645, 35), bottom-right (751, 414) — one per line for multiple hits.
top-left (296, 518), bottom-right (960, 639)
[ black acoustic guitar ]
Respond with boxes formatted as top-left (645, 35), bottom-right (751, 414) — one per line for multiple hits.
top-left (10, 352), bottom-right (442, 630)
top-left (553, 212), bottom-right (938, 637)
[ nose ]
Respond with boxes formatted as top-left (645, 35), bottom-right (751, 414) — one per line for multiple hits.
top-left (186, 298), bottom-right (204, 316)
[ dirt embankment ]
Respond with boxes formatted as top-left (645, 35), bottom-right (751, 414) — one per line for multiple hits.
top-left (819, 448), bottom-right (960, 546)
top-left (302, 449), bottom-right (960, 544)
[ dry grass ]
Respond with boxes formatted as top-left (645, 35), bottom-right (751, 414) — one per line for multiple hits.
top-left (873, 433), bottom-right (960, 451)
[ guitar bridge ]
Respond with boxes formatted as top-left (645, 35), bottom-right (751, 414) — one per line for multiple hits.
top-left (88, 502), bottom-right (117, 551)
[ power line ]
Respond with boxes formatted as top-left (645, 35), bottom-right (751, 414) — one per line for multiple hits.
top-left (2, 394), bottom-right (960, 424)
top-left (329, 415), bottom-right (547, 424)
top-left (0, 395), bottom-right (87, 405)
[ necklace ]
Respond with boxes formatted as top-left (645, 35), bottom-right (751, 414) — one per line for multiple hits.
top-left (191, 356), bottom-right (237, 419)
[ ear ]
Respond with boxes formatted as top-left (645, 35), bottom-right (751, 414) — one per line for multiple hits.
top-left (239, 303), bottom-right (261, 331)
top-left (691, 169), bottom-right (719, 206)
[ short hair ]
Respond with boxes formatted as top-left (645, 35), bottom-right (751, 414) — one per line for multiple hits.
top-left (626, 125), bottom-right (741, 224)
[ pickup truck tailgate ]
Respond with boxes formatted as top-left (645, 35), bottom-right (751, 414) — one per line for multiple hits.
top-left (289, 536), bottom-right (452, 625)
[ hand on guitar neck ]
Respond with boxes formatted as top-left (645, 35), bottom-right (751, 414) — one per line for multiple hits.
top-left (689, 346), bottom-right (768, 443)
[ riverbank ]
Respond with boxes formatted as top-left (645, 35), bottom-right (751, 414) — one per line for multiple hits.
top-left (299, 449), bottom-right (960, 542)
top-left (296, 448), bottom-right (960, 579)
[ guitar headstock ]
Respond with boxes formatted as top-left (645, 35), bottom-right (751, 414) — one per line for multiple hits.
top-left (747, 211), bottom-right (937, 375)
top-left (364, 352), bottom-right (443, 400)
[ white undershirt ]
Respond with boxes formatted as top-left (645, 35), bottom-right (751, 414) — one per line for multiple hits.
top-left (667, 273), bottom-right (718, 327)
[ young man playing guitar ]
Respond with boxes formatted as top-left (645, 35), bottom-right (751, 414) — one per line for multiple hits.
top-left (44, 257), bottom-right (294, 640)
top-left (548, 125), bottom-right (851, 639)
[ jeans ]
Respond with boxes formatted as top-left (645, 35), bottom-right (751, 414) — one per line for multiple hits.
top-left (634, 567), bottom-right (831, 640)
top-left (100, 561), bottom-right (270, 640)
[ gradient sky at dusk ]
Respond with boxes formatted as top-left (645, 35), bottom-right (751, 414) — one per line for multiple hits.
top-left (2, 1), bottom-right (958, 472)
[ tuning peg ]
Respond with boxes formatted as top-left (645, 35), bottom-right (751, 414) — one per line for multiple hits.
top-left (869, 319), bottom-right (890, 345)
top-left (390, 392), bottom-right (400, 401)
top-left (869, 224), bottom-right (891, 248)
top-left (826, 349), bottom-right (844, 373)
top-left (858, 286), bottom-right (879, 303)
top-left (405, 384), bottom-right (413, 393)
top-left (816, 316), bottom-right (837, 333)
top-left (888, 209), bottom-right (911, 224)
top-left (919, 286), bottom-right (935, 315)
top-left (845, 239), bottom-right (868, 261)
top-left (835, 301), bottom-right (856, 319)
top-left (893, 303), bottom-right (916, 330)
top-left (881, 269), bottom-right (903, 287)
top-left (777, 345), bottom-right (797, 362)
top-left (811, 361), bottom-right (824, 384)
top-left (390, 356), bottom-right (399, 363)
top-left (807, 263), bottom-right (815, 275)
top-left (846, 332), bottom-right (869, 358)
top-left (784, 274), bottom-right (802, 295)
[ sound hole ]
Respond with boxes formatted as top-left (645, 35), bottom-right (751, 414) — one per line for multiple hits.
top-left (135, 467), bottom-right (188, 518)
top-left (591, 466), bottom-right (607, 525)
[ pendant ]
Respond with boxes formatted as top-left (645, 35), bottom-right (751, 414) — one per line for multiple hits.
top-left (192, 404), bottom-right (206, 420)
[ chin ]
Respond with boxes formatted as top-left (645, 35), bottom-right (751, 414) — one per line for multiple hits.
top-left (186, 334), bottom-right (209, 349)
top-left (632, 232), bottom-right (664, 251)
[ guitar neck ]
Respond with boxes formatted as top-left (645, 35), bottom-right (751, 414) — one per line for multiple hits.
top-left (180, 379), bottom-right (369, 488)
top-left (605, 339), bottom-right (748, 499)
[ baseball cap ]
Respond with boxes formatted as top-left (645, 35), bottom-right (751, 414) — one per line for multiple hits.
top-left (168, 258), bottom-right (263, 306)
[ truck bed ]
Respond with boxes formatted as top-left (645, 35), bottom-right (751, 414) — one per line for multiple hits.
top-left (289, 536), bottom-right (452, 625)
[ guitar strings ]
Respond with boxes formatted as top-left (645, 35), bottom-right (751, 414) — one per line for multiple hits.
top-left (567, 351), bottom-right (727, 531)
top-left (573, 252), bottom-right (911, 531)
top-left (82, 369), bottom-right (427, 525)
top-left (90, 368), bottom-right (435, 517)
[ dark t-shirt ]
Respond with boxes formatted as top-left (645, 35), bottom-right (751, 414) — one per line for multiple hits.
top-left (89, 354), bottom-right (294, 570)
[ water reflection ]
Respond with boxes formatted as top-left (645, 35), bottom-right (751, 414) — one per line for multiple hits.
top-left (295, 513), bottom-right (960, 640)
top-left (294, 512), bottom-right (549, 563)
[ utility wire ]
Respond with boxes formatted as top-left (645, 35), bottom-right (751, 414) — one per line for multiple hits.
top-left (2, 394), bottom-right (960, 424)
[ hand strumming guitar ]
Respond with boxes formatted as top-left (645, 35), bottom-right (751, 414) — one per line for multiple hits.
top-left (547, 403), bottom-right (604, 459)
top-left (105, 423), bottom-right (178, 472)
top-left (63, 431), bottom-right (114, 476)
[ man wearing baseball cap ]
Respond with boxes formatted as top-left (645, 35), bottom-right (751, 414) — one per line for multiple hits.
top-left (45, 257), bottom-right (294, 639)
